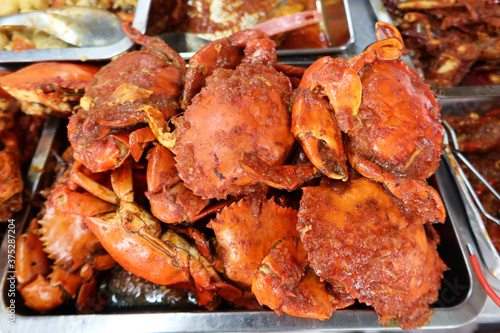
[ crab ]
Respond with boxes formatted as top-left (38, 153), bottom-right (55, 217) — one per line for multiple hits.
top-left (68, 23), bottom-right (186, 173)
top-left (145, 144), bottom-right (210, 224)
top-left (292, 22), bottom-right (443, 183)
top-left (0, 62), bottom-right (99, 116)
top-left (15, 167), bottom-right (116, 312)
top-left (0, 130), bottom-right (23, 222)
top-left (207, 193), bottom-right (299, 299)
top-left (150, 29), bottom-right (296, 200)
top-left (296, 176), bottom-right (447, 330)
top-left (54, 159), bottom-right (253, 309)
top-left (251, 236), bottom-right (341, 320)
top-left (241, 22), bottom-right (444, 209)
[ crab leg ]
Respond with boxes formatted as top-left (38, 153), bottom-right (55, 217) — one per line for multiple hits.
top-left (240, 152), bottom-right (321, 191)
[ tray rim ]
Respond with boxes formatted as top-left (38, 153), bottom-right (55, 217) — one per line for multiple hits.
top-left (443, 151), bottom-right (500, 290)
top-left (0, 118), bottom-right (488, 332)
top-left (177, 0), bottom-right (356, 60)
top-left (0, 0), bottom-right (151, 63)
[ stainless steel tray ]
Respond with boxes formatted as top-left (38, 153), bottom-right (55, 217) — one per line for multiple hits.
top-left (0, 117), bottom-right (488, 332)
top-left (0, 0), bottom-right (151, 63)
top-left (177, 0), bottom-right (355, 60)
top-left (368, 0), bottom-right (500, 99)
top-left (440, 96), bottom-right (500, 291)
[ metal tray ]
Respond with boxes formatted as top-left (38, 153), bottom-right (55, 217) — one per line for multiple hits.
top-left (0, 117), bottom-right (488, 332)
top-left (440, 96), bottom-right (500, 291)
top-left (177, 0), bottom-right (355, 59)
top-left (0, 0), bottom-right (151, 63)
top-left (368, 0), bottom-right (500, 99)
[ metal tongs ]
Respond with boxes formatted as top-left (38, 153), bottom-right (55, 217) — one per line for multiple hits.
top-left (442, 119), bottom-right (500, 226)
top-left (442, 119), bottom-right (500, 307)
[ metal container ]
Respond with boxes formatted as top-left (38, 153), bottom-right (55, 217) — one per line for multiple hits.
top-left (0, 0), bottom-right (151, 63)
top-left (440, 95), bottom-right (500, 291)
top-left (0, 118), bottom-right (488, 332)
top-left (176, 0), bottom-right (355, 59)
top-left (368, 0), bottom-right (500, 98)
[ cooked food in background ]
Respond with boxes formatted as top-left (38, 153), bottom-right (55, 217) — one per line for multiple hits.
top-left (382, 0), bottom-right (500, 87)
top-left (5, 23), bottom-right (447, 329)
top-left (0, 74), bottom-right (22, 222)
top-left (162, 0), bottom-right (331, 50)
top-left (0, 0), bottom-right (137, 51)
top-left (444, 110), bottom-right (500, 254)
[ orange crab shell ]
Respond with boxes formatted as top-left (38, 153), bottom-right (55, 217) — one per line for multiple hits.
top-left (171, 57), bottom-right (296, 200)
top-left (81, 27), bottom-right (186, 134)
top-left (0, 62), bottom-right (99, 115)
top-left (297, 177), bottom-right (447, 330)
top-left (208, 194), bottom-right (299, 290)
top-left (347, 59), bottom-right (443, 180)
top-left (252, 236), bottom-right (336, 320)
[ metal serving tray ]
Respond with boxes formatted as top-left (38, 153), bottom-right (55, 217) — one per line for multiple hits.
top-left (368, 0), bottom-right (500, 98)
top-left (440, 96), bottom-right (500, 291)
top-left (0, 0), bottom-right (151, 63)
top-left (176, 0), bottom-right (355, 59)
top-left (0, 117), bottom-right (488, 332)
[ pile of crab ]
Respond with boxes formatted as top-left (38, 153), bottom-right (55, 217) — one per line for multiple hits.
top-left (2, 22), bottom-right (447, 330)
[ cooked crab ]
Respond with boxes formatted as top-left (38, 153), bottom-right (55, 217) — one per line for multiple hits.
top-left (69, 24), bottom-right (185, 173)
top-left (0, 62), bottom-right (99, 116)
top-left (16, 166), bottom-right (116, 312)
top-left (297, 176), bottom-right (447, 329)
top-left (151, 29), bottom-right (296, 200)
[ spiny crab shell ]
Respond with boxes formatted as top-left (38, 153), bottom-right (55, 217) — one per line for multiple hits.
top-left (166, 30), bottom-right (296, 200)
top-left (346, 59), bottom-right (443, 180)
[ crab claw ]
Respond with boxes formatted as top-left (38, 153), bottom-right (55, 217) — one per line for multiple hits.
top-left (145, 145), bottom-right (209, 224)
top-left (85, 202), bottom-right (192, 287)
top-left (240, 152), bottom-right (321, 191)
top-left (182, 29), bottom-right (269, 108)
top-left (252, 237), bottom-right (337, 320)
top-left (292, 87), bottom-right (349, 180)
top-left (68, 109), bottom-right (131, 173)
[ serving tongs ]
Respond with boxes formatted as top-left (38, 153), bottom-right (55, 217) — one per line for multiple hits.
top-left (442, 120), bottom-right (500, 226)
top-left (442, 119), bottom-right (500, 307)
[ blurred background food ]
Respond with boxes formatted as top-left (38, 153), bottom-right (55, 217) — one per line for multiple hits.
top-left (382, 0), bottom-right (500, 87)
top-left (0, 0), bottom-right (137, 51)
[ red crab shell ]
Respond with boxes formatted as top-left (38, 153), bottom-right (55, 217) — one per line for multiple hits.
top-left (169, 32), bottom-right (296, 200)
top-left (208, 193), bottom-right (299, 290)
top-left (347, 60), bottom-right (443, 181)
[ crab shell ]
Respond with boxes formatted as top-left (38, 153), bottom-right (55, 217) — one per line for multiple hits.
top-left (297, 177), bottom-right (447, 330)
top-left (208, 193), bottom-right (299, 290)
top-left (169, 38), bottom-right (296, 200)
top-left (347, 59), bottom-right (443, 181)
top-left (0, 62), bottom-right (99, 116)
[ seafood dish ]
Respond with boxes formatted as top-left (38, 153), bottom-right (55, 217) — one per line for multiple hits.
top-left (0, 20), bottom-right (460, 331)
top-left (380, 0), bottom-right (500, 88)
top-left (161, 0), bottom-right (331, 49)
top-left (0, 70), bottom-right (44, 222)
